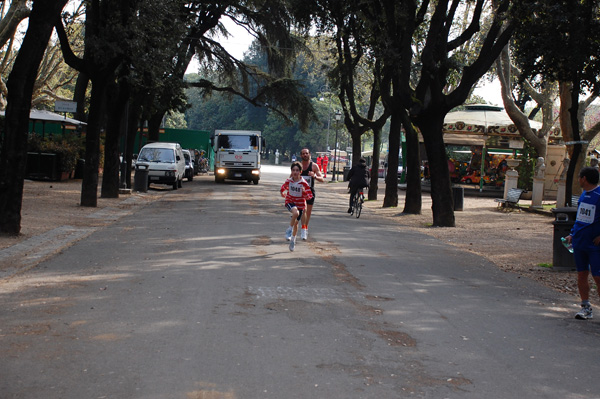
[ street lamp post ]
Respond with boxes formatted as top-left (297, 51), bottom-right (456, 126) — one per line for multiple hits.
top-left (319, 85), bottom-right (332, 151)
top-left (332, 110), bottom-right (342, 182)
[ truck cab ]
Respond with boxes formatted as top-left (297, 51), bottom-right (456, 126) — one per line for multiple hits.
top-left (212, 130), bottom-right (264, 184)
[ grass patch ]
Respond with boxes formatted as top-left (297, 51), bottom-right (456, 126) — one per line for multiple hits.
top-left (538, 263), bottom-right (552, 268)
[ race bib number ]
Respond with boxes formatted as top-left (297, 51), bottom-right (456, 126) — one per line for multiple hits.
top-left (289, 182), bottom-right (303, 197)
top-left (577, 202), bottom-right (596, 224)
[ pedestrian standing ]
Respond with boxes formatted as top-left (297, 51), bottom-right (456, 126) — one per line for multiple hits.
top-left (565, 166), bottom-right (600, 319)
top-left (299, 148), bottom-right (324, 240)
top-left (280, 162), bottom-right (313, 251)
top-left (317, 155), bottom-right (323, 174)
top-left (322, 155), bottom-right (329, 179)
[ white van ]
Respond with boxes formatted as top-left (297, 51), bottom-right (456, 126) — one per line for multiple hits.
top-left (136, 142), bottom-right (185, 190)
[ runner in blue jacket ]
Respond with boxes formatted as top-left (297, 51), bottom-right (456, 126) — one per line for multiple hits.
top-left (565, 166), bottom-right (600, 319)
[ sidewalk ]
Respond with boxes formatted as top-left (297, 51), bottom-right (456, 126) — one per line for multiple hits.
top-left (0, 178), bottom-right (166, 279)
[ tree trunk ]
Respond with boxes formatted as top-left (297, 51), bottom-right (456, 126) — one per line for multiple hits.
top-left (400, 108), bottom-right (421, 214)
top-left (81, 76), bottom-right (107, 207)
top-left (368, 127), bottom-right (382, 200)
top-left (417, 112), bottom-right (455, 227)
top-left (496, 46), bottom-right (548, 158)
top-left (565, 79), bottom-right (582, 206)
top-left (383, 111), bottom-right (400, 207)
top-left (125, 102), bottom-right (142, 188)
top-left (147, 112), bottom-right (164, 143)
top-left (73, 72), bottom-right (89, 124)
top-left (101, 78), bottom-right (129, 198)
top-left (0, 0), bottom-right (69, 235)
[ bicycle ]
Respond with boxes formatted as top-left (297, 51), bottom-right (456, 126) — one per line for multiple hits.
top-left (350, 189), bottom-right (365, 218)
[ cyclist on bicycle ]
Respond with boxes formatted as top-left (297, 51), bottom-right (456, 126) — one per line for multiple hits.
top-left (347, 158), bottom-right (370, 213)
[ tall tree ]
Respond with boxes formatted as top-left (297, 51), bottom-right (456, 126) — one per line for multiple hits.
top-left (0, 0), bottom-right (69, 235)
top-left (512, 0), bottom-right (600, 204)
top-left (361, 0), bottom-right (515, 226)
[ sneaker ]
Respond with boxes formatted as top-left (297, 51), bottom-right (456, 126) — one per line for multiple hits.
top-left (289, 237), bottom-right (296, 251)
top-left (575, 305), bottom-right (593, 320)
top-left (301, 228), bottom-right (308, 240)
top-left (285, 226), bottom-right (293, 241)
top-left (347, 207), bottom-right (352, 214)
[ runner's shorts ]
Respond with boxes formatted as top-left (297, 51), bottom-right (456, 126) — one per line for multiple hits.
top-left (306, 188), bottom-right (315, 205)
top-left (574, 248), bottom-right (600, 276)
top-left (285, 203), bottom-right (304, 220)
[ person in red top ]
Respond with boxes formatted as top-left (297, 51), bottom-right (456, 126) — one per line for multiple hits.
top-left (316, 155), bottom-right (323, 174)
top-left (322, 155), bottom-right (329, 178)
top-left (280, 162), bottom-right (313, 251)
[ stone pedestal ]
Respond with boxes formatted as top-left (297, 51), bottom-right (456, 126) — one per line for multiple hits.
top-left (503, 158), bottom-right (520, 199)
top-left (531, 177), bottom-right (544, 209)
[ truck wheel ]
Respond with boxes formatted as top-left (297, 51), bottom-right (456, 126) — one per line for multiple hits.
top-left (215, 176), bottom-right (224, 183)
top-left (173, 181), bottom-right (178, 190)
top-left (253, 179), bottom-right (259, 185)
top-left (178, 178), bottom-right (183, 188)
top-left (188, 173), bottom-right (193, 181)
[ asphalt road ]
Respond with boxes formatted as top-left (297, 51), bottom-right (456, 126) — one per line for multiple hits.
top-left (1, 165), bottom-right (599, 398)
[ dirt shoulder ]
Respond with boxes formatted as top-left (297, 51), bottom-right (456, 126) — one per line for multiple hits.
top-left (327, 181), bottom-right (580, 300)
top-left (0, 176), bottom-right (582, 301)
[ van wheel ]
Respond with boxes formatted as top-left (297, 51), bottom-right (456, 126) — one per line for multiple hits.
top-left (173, 181), bottom-right (178, 190)
top-left (178, 178), bottom-right (183, 188)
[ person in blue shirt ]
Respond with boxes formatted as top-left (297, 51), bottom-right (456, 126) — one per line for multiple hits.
top-left (565, 166), bottom-right (600, 319)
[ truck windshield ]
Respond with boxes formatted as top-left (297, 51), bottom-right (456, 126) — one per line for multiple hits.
top-left (217, 135), bottom-right (258, 150)
top-left (138, 148), bottom-right (175, 163)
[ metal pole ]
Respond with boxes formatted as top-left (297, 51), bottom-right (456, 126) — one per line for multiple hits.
top-left (480, 143), bottom-right (486, 192)
top-left (326, 107), bottom-right (331, 151)
top-left (332, 115), bottom-right (339, 182)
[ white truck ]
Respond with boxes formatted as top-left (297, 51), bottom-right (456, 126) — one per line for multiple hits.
top-left (211, 130), bottom-right (264, 184)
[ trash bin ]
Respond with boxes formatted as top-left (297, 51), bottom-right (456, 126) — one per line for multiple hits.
top-left (452, 186), bottom-right (464, 211)
top-left (551, 207), bottom-right (577, 271)
top-left (134, 164), bottom-right (149, 192)
top-left (343, 166), bottom-right (351, 181)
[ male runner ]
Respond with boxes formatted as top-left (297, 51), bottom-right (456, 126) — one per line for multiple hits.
top-left (299, 148), bottom-right (324, 240)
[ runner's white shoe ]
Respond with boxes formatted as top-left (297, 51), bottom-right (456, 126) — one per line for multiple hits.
top-left (285, 227), bottom-right (293, 241)
top-left (300, 228), bottom-right (308, 240)
top-left (289, 237), bottom-right (296, 251)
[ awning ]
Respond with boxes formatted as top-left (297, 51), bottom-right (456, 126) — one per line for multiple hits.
top-left (0, 109), bottom-right (87, 125)
top-left (443, 104), bottom-right (541, 142)
top-left (29, 109), bottom-right (87, 125)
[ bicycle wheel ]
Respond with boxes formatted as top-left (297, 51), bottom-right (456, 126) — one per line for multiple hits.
top-left (350, 192), bottom-right (358, 216)
top-left (354, 192), bottom-right (363, 218)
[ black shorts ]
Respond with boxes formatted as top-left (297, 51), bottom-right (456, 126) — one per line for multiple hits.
top-left (306, 188), bottom-right (315, 205)
top-left (285, 203), bottom-right (304, 220)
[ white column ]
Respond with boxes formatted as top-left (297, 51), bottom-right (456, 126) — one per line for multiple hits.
top-left (503, 158), bottom-right (520, 199)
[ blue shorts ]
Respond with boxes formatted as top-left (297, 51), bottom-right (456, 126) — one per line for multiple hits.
top-left (285, 203), bottom-right (304, 220)
top-left (573, 249), bottom-right (600, 275)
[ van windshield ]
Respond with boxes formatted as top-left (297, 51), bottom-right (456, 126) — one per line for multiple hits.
top-left (138, 148), bottom-right (175, 163)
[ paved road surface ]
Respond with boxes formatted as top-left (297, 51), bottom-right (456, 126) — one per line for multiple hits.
top-left (1, 165), bottom-right (599, 398)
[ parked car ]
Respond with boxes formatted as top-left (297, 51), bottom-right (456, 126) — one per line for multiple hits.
top-left (182, 149), bottom-right (194, 181)
top-left (460, 171), bottom-right (491, 185)
top-left (136, 142), bottom-right (185, 190)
